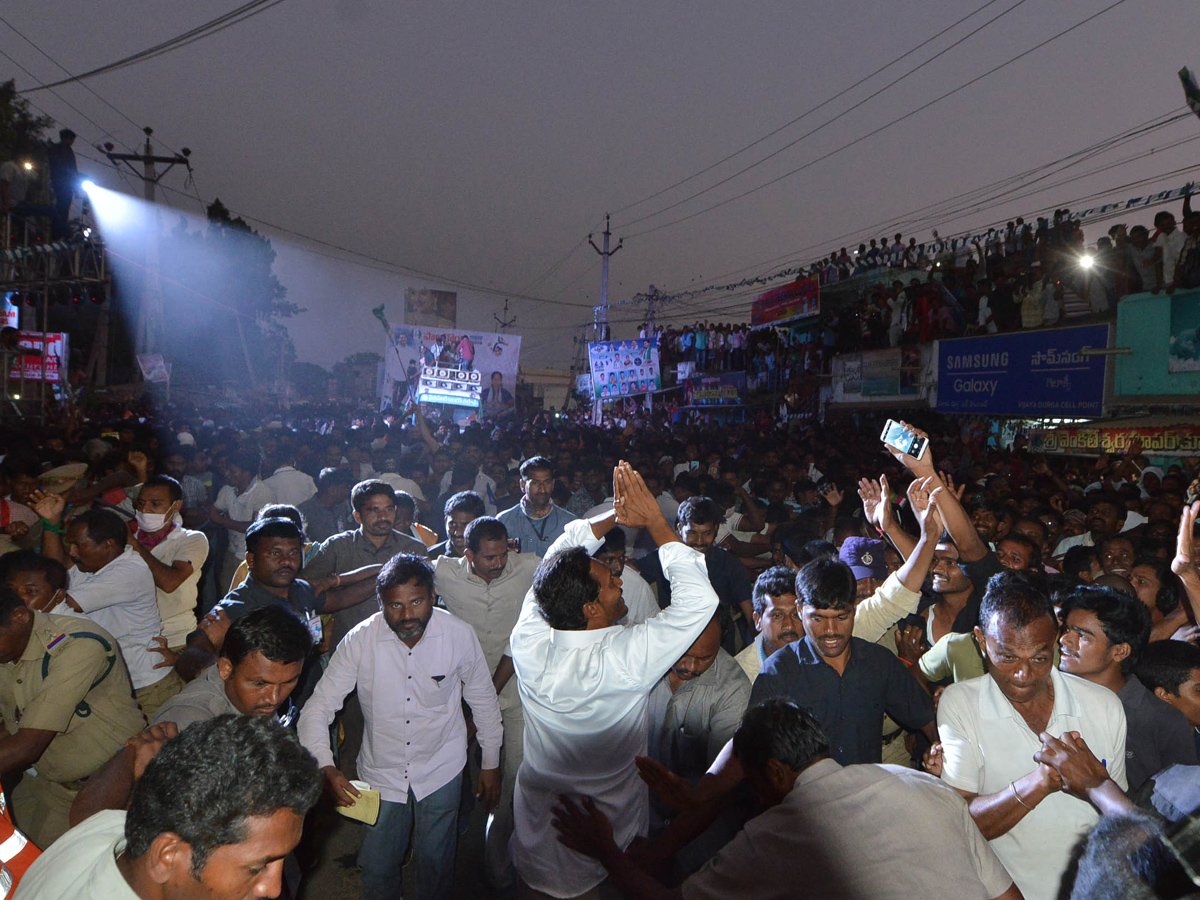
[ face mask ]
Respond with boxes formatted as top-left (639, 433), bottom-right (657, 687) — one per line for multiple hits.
top-left (136, 511), bottom-right (170, 532)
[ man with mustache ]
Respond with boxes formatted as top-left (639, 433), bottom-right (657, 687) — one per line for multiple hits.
top-left (298, 555), bottom-right (502, 900)
top-left (647, 616), bottom-right (751, 786)
top-left (303, 480), bottom-right (429, 644)
top-left (734, 566), bottom-right (802, 683)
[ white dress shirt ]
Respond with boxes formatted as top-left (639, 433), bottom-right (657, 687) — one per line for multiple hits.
top-left (149, 526), bottom-right (210, 648)
top-left (298, 608), bottom-right (502, 803)
top-left (509, 519), bottom-right (719, 897)
top-left (65, 547), bottom-right (168, 691)
top-left (938, 666), bottom-right (1127, 900)
top-left (434, 552), bottom-right (540, 710)
top-left (616, 563), bottom-right (658, 626)
top-left (261, 465), bottom-right (318, 506)
top-left (214, 477), bottom-right (276, 558)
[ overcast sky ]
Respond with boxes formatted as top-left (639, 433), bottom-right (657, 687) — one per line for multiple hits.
top-left (6, 0), bottom-right (1200, 370)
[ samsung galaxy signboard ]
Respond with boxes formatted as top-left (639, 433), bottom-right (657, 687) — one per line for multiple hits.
top-left (936, 325), bottom-right (1108, 417)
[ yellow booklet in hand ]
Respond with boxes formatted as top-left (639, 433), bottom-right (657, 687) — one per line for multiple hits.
top-left (336, 780), bottom-right (380, 826)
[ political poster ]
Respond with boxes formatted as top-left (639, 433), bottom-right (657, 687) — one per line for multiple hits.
top-left (1168, 293), bottom-right (1200, 373)
top-left (137, 354), bottom-right (171, 384)
top-left (380, 326), bottom-right (521, 413)
top-left (587, 338), bottom-right (661, 400)
top-left (6, 332), bottom-right (68, 384)
top-left (750, 276), bottom-right (820, 327)
top-left (936, 325), bottom-right (1108, 416)
top-left (684, 372), bottom-right (746, 407)
top-left (403, 287), bottom-right (457, 329)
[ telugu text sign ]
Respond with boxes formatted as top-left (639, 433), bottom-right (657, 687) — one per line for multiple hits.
top-left (936, 325), bottom-right (1108, 416)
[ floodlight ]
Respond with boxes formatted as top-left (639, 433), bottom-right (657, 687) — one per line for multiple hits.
top-left (81, 180), bottom-right (96, 192)
top-left (1079, 255), bottom-right (1095, 270)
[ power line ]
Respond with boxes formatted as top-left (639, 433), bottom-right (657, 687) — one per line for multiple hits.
top-left (616, 0), bottom-right (1033, 229)
top-left (610, 0), bottom-right (1009, 217)
top-left (654, 108), bottom-right (1188, 297)
top-left (622, 0), bottom-right (1134, 240)
top-left (11, 1), bottom-right (290, 94)
top-left (0, 48), bottom-right (136, 152)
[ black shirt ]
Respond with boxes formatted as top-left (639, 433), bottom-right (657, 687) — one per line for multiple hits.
top-left (637, 545), bottom-right (752, 612)
top-left (750, 635), bottom-right (935, 765)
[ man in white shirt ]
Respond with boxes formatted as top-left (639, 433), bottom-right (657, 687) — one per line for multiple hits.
top-left (509, 463), bottom-right (719, 899)
top-left (1052, 493), bottom-right (1126, 559)
top-left (211, 449), bottom-right (276, 592)
top-left (298, 554), bottom-right (502, 900)
top-left (127, 475), bottom-right (209, 652)
top-left (938, 571), bottom-right (1127, 900)
top-left (1153, 210), bottom-right (1187, 294)
top-left (261, 450), bottom-right (317, 507)
top-left (433, 515), bottom-right (539, 891)
top-left (35, 502), bottom-right (180, 719)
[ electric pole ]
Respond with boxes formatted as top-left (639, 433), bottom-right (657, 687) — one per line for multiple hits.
top-left (588, 214), bottom-right (622, 341)
top-left (102, 127), bottom-right (192, 357)
top-left (493, 298), bottom-right (516, 332)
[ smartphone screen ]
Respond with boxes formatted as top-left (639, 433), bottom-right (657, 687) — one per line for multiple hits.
top-left (880, 419), bottom-right (928, 460)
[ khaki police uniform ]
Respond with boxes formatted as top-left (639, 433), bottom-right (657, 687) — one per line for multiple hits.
top-left (0, 612), bottom-right (146, 849)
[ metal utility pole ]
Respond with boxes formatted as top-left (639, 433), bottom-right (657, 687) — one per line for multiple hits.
top-left (102, 128), bottom-right (192, 356)
top-left (588, 214), bottom-right (622, 341)
top-left (645, 284), bottom-right (659, 334)
top-left (493, 298), bottom-right (516, 332)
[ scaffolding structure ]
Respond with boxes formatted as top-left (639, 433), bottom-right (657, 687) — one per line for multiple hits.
top-left (1, 213), bottom-right (109, 423)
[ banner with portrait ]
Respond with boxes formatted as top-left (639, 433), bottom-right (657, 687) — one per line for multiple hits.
top-left (380, 326), bottom-right (521, 414)
top-left (587, 338), bottom-right (661, 400)
top-left (403, 287), bottom-right (458, 328)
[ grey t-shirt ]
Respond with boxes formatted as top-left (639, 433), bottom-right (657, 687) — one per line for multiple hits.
top-left (151, 664), bottom-right (238, 730)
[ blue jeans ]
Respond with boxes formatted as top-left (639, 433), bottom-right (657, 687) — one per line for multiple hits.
top-left (358, 773), bottom-right (462, 900)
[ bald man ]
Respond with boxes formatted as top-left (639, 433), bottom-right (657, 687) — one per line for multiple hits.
top-left (646, 617), bottom-right (752, 784)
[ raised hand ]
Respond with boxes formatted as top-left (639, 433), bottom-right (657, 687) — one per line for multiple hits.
top-left (29, 490), bottom-right (66, 524)
top-left (908, 476), bottom-right (945, 536)
top-left (1172, 501), bottom-right (1199, 583)
top-left (858, 478), bottom-right (883, 529)
top-left (884, 420), bottom-right (935, 476)
top-left (941, 471), bottom-right (966, 501)
top-left (820, 482), bottom-right (844, 508)
top-left (612, 462), bottom-right (664, 530)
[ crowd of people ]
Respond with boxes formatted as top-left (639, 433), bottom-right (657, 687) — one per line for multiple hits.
top-left (623, 193), bottom-right (1200, 387)
top-left (0, 396), bottom-right (1197, 900)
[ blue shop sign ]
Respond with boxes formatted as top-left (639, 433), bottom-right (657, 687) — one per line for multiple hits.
top-left (937, 325), bottom-right (1108, 416)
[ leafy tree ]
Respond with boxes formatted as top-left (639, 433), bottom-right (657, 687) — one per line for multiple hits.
top-left (0, 79), bottom-right (53, 162)
top-left (157, 199), bottom-right (302, 387)
top-left (290, 361), bottom-right (330, 401)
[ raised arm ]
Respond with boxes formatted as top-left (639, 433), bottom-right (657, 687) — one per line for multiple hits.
top-left (1171, 500), bottom-right (1200, 625)
top-left (860, 474), bottom-right (916, 560)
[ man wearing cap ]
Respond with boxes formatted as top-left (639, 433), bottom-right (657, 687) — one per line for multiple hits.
top-left (0, 583), bottom-right (145, 848)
